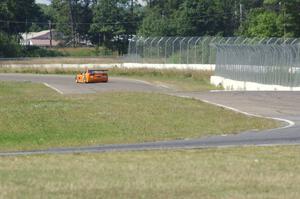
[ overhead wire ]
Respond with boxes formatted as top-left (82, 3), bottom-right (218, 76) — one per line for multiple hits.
top-left (0, 11), bottom-right (238, 26)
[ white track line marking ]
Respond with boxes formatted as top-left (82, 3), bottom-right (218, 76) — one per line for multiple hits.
top-left (125, 78), bottom-right (173, 89)
top-left (43, 83), bottom-right (64, 95)
top-left (131, 79), bottom-right (156, 86)
top-left (113, 77), bottom-right (154, 86)
top-left (113, 77), bottom-right (174, 90)
top-left (177, 95), bottom-right (295, 130)
top-left (158, 84), bottom-right (171, 89)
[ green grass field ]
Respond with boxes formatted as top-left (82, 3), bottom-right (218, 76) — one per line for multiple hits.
top-left (1, 146), bottom-right (300, 198)
top-left (110, 67), bottom-right (218, 91)
top-left (0, 72), bottom-right (295, 199)
top-left (0, 81), bottom-right (279, 151)
top-left (56, 47), bottom-right (116, 57)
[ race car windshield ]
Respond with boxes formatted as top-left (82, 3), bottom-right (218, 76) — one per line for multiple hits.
top-left (89, 70), bottom-right (106, 74)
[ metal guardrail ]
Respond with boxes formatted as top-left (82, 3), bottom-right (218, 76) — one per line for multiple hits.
top-left (127, 36), bottom-right (300, 64)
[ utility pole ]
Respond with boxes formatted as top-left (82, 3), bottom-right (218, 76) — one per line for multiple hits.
top-left (283, 1), bottom-right (286, 39)
top-left (279, 1), bottom-right (286, 39)
top-left (234, 0), bottom-right (238, 29)
top-left (131, 0), bottom-right (134, 16)
top-left (25, 18), bottom-right (28, 46)
top-left (68, 0), bottom-right (75, 47)
top-left (239, 3), bottom-right (243, 25)
top-left (234, 0), bottom-right (238, 17)
top-left (49, 20), bottom-right (53, 48)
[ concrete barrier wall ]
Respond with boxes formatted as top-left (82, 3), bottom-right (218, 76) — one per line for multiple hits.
top-left (0, 63), bottom-right (216, 71)
top-left (121, 63), bottom-right (215, 71)
top-left (0, 63), bottom-right (121, 69)
top-left (211, 76), bottom-right (300, 91)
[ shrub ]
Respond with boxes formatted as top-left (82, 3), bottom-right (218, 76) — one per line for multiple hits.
top-left (0, 32), bottom-right (22, 58)
top-left (21, 46), bottom-right (64, 57)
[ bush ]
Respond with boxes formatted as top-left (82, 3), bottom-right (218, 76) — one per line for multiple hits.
top-left (21, 46), bottom-right (64, 57)
top-left (0, 32), bottom-right (65, 58)
top-left (0, 32), bottom-right (22, 58)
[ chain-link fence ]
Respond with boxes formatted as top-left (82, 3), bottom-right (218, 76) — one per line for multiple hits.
top-left (215, 42), bottom-right (300, 87)
top-left (127, 36), bottom-right (300, 64)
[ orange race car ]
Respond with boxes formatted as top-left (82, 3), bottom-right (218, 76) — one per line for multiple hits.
top-left (75, 69), bottom-right (108, 83)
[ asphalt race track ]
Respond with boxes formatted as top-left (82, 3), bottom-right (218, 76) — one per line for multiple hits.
top-left (1, 73), bottom-right (300, 156)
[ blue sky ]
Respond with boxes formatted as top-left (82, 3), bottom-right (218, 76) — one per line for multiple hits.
top-left (36, 0), bottom-right (50, 5)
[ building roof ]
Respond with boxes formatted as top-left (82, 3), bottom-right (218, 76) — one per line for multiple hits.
top-left (21, 30), bottom-right (53, 40)
top-left (21, 30), bottom-right (62, 47)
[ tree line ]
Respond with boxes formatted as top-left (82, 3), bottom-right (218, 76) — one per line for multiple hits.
top-left (1, 0), bottom-right (300, 57)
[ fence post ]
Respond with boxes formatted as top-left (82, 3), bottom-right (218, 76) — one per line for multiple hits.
top-left (274, 38), bottom-right (281, 45)
top-left (128, 37), bottom-right (132, 60)
top-left (187, 37), bottom-right (194, 65)
top-left (134, 37), bottom-right (139, 62)
top-left (194, 37), bottom-right (202, 64)
top-left (241, 38), bottom-right (249, 44)
top-left (209, 37), bottom-right (218, 64)
top-left (143, 37), bottom-right (150, 63)
top-left (165, 37), bottom-right (172, 64)
top-left (202, 37), bottom-right (209, 64)
top-left (257, 38), bottom-right (265, 44)
top-left (266, 38), bottom-right (273, 44)
top-left (150, 37), bottom-right (158, 61)
top-left (157, 37), bottom-right (164, 62)
top-left (179, 38), bottom-right (187, 64)
top-left (172, 37), bottom-right (180, 63)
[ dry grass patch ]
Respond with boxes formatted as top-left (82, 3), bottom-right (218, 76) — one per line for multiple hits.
top-left (0, 146), bottom-right (300, 198)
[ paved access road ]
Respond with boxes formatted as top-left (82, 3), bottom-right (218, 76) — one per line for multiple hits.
top-left (0, 73), bottom-right (300, 156)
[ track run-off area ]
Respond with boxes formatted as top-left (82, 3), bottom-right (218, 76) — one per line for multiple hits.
top-left (1, 73), bottom-right (300, 156)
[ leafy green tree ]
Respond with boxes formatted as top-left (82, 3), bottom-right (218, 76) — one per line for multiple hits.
top-left (51, 0), bottom-right (71, 39)
top-left (51, 0), bottom-right (93, 46)
top-left (138, 0), bottom-right (185, 36)
top-left (171, 0), bottom-right (234, 36)
top-left (139, 0), bottom-right (238, 37)
top-left (76, 1), bottom-right (93, 41)
top-left (138, 7), bottom-right (173, 36)
top-left (0, 0), bottom-right (41, 34)
top-left (241, 9), bottom-right (284, 37)
top-left (284, 0), bottom-right (300, 37)
top-left (90, 0), bottom-right (126, 45)
top-left (0, 32), bottom-right (21, 57)
top-left (27, 4), bottom-right (52, 32)
top-left (0, 1), bottom-right (12, 33)
top-left (122, 0), bottom-right (143, 36)
top-left (90, 0), bottom-right (142, 54)
top-left (0, 0), bottom-right (45, 57)
top-left (240, 0), bottom-right (300, 37)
